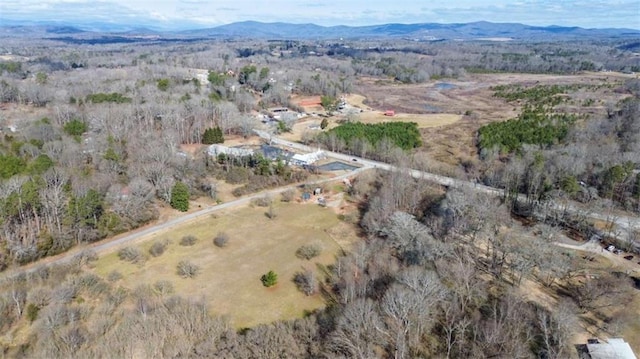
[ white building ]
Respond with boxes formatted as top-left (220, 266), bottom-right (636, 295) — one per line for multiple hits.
top-left (290, 151), bottom-right (325, 166)
top-left (584, 338), bottom-right (637, 359)
top-left (207, 144), bottom-right (254, 157)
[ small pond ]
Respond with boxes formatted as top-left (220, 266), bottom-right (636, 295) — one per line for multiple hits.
top-left (434, 82), bottom-right (456, 90)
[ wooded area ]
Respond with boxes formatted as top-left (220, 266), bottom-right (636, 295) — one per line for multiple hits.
top-left (0, 33), bottom-right (639, 357)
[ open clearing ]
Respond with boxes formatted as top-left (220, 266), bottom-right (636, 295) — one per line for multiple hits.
top-left (354, 72), bottom-right (633, 167)
top-left (91, 200), bottom-right (360, 328)
top-left (355, 111), bottom-right (461, 128)
top-left (284, 73), bottom-right (633, 168)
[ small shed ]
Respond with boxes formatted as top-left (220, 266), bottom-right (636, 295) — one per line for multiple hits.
top-left (384, 110), bottom-right (395, 117)
top-left (301, 192), bottom-right (311, 201)
top-left (582, 338), bottom-right (637, 359)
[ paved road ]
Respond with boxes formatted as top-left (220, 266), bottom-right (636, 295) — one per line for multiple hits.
top-left (6, 131), bottom-right (638, 278)
top-left (2, 167), bottom-right (368, 278)
top-left (255, 130), bottom-right (640, 245)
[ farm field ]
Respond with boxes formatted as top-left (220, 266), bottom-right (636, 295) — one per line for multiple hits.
top-left (91, 200), bottom-right (360, 328)
top-left (281, 72), bottom-right (635, 167)
top-left (353, 72), bottom-right (635, 166)
top-left (356, 111), bottom-right (461, 127)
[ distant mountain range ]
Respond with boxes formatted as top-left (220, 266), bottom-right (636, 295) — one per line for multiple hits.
top-left (1, 20), bottom-right (639, 42)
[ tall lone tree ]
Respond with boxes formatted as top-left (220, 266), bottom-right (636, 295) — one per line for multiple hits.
top-left (170, 182), bottom-right (190, 212)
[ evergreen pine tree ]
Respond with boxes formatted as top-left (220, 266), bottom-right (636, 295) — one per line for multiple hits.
top-left (170, 182), bottom-right (190, 212)
top-left (202, 127), bottom-right (225, 144)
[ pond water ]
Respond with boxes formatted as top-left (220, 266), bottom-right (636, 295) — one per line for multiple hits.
top-left (435, 82), bottom-right (456, 90)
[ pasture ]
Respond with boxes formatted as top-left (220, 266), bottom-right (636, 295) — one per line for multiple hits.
top-left (92, 201), bottom-right (359, 328)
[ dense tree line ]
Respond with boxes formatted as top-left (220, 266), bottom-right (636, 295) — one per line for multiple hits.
top-left (477, 80), bottom-right (640, 226)
top-left (318, 122), bottom-right (422, 154)
top-left (478, 105), bottom-right (576, 154)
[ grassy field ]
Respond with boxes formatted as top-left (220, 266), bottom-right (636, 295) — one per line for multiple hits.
top-left (355, 111), bottom-right (462, 128)
top-left (92, 201), bottom-right (359, 328)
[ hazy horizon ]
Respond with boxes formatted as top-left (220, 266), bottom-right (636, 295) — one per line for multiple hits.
top-left (1, 0), bottom-right (639, 31)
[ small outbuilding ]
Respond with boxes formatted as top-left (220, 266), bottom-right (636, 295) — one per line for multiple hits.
top-left (578, 338), bottom-right (637, 359)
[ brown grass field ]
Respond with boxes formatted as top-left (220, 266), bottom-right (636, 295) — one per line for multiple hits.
top-left (355, 111), bottom-right (462, 128)
top-left (282, 73), bottom-right (633, 168)
top-left (349, 72), bottom-right (634, 167)
top-left (91, 201), bottom-right (360, 328)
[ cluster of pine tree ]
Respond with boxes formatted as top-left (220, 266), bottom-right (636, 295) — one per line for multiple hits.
top-left (201, 127), bottom-right (225, 144)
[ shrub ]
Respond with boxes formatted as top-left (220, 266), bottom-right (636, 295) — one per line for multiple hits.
top-left (293, 270), bottom-right (316, 296)
top-left (177, 260), bottom-right (200, 278)
top-left (149, 241), bottom-right (168, 257)
top-left (117, 247), bottom-right (144, 263)
top-left (73, 249), bottom-right (98, 266)
top-left (153, 280), bottom-right (174, 295)
top-left (226, 167), bottom-right (250, 184)
top-left (179, 235), bottom-right (198, 246)
top-left (295, 244), bottom-right (322, 260)
top-left (213, 232), bottom-right (229, 247)
top-left (281, 188), bottom-right (297, 202)
top-left (261, 270), bottom-right (278, 287)
top-left (107, 271), bottom-right (123, 282)
top-left (251, 195), bottom-right (272, 207)
top-left (63, 119), bottom-right (88, 137)
top-left (157, 78), bottom-right (169, 91)
top-left (26, 303), bottom-right (40, 322)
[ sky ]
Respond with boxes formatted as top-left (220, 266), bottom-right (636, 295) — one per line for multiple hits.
top-left (1, 0), bottom-right (639, 30)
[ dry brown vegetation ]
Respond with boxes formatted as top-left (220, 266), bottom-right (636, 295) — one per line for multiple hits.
top-left (92, 200), bottom-right (359, 328)
top-left (1, 33), bottom-right (639, 358)
top-left (354, 72), bottom-right (634, 167)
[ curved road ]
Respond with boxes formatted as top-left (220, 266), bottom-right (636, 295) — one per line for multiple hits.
top-left (2, 167), bottom-right (368, 278)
